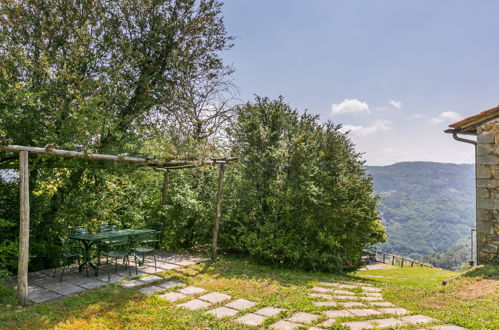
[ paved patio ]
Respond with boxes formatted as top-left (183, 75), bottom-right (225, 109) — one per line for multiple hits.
top-left (8, 252), bottom-right (210, 304)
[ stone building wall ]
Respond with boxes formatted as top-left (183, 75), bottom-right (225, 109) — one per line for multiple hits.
top-left (476, 118), bottom-right (499, 263)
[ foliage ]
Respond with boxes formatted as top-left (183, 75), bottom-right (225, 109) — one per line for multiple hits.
top-left (367, 162), bottom-right (475, 268)
top-left (0, 0), bottom-right (233, 272)
top-left (463, 264), bottom-right (499, 279)
top-left (222, 97), bottom-right (386, 271)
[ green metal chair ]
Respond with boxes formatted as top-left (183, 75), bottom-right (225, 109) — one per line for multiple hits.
top-left (152, 222), bottom-right (164, 250)
top-left (52, 234), bottom-right (84, 281)
top-left (100, 235), bottom-right (131, 281)
top-left (99, 224), bottom-right (118, 232)
top-left (68, 227), bottom-right (89, 276)
top-left (130, 232), bottom-right (158, 275)
top-left (97, 224), bottom-right (119, 268)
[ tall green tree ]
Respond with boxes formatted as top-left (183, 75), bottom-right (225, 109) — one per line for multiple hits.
top-left (223, 97), bottom-right (386, 271)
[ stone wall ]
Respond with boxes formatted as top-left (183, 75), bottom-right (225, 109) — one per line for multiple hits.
top-left (476, 118), bottom-right (499, 263)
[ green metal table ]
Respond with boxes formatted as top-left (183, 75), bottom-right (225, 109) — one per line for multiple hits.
top-left (69, 229), bottom-right (155, 276)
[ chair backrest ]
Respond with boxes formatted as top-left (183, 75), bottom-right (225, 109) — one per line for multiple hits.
top-left (69, 227), bottom-right (88, 236)
top-left (132, 232), bottom-right (157, 247)
top-left (152, 222), bottom-right (164, 244)
top-left (103, 235), bottom-right (129, 250)
top-left (99, 224), bottom-right (118, 232)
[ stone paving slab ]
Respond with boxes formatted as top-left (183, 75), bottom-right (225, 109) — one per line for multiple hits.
top-left (341, 320), bottom-right (373, 329)
top-left (378, 307), bottom-right (410, 315)
top-left (361, 287), bottom-right (381, 292)
top-left (333, 289), bottom-right (356, 295)
top-left (318, 318), bottom-right (336, 327)
top-left (177, 298), bottom-right (212, 310)
top-left (400, 314), bottom-right (438, 325)
top-left (429, 325), bottom-right (467, 330)
top-left (312, 301), bottom-right (337, 307)
top-left (359, 296), bottom-right (383, 301)
top-left (50, 284), bottom-right (86, 296)
top-left (310, 293), bottom-right (334, 299)
top-left (235, 313), bottom-right (267, 326)
top-left (318, 281), bottom-right (339, 287)
top-left (94, 274), bottom-right (125, 283)
top-left (347, 308), bottom-right (382, 317)
top-left (139, 266), bottom-right (163, 274)
top-left (206, 306), bottom-right (239, 318)
top-left (254, 306), bottom-right (287, 317)
top-left (370, 301), bottom-right (394, 307)
top-left (161, 255), bottom-right (211, 266)
top-left (28, 289), bottom-right (63, 303)
top-left (158, 280), bottom-right (186, 289)
top-left (139, 285), bottom-right (164, 295)
top-left (333, 295), bottom-right (361, 300)
top-left (119, 279), bottom-right (146, 288)
top-left (341, 302), bottom-right (366, 307)
top-left (198, 292), bottom-right (232, 304)
top-left (336, 284), bottom-right (358, 289)
top-left (158, 291), bottom-right (187, 302)
top-left (139, 275), bottom-right (163, 283)
top-left (312, 286), bottom-right (334, 293)
top-left (177, 286), bottom-right (207, 295)
top-left (224, 298), bottom-right (257, 310)
top-left (270, 320), bottom-right (301, 329)
top-left (155, 262), bottom-right (181, 270)
top-left (79, 281), bottom-right (108, 290)
top-left (372, 318), bottom-right (405, 328)
top-left (324, 309), bottom-right (354, 317)
top-left (286, 312), bottom-right (320, 324)
top-left (363, 292), bottom-right (383, 297)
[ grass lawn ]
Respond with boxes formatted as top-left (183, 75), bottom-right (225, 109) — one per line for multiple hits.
top-left (353, 265), bottom-right (499, 329)
top-left (0, 256), bottom-right (497, 329)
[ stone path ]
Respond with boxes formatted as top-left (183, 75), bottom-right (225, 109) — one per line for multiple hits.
top-left (151, 279), bottom-right (465, 329)
top-left (9, 253), bottom-right (209, 304)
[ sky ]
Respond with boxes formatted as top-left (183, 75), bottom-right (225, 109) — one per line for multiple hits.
top-left (220, 0), bottom-right (499, 165)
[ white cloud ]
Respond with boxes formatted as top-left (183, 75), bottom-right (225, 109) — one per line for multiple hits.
top-left (331, 99), bottom-right (370, 115)
top-left (340, 120), bottom-right (392, 137)
top-left (430, 111), bottom-right (463, 124)
top-left (388, 99), bottom-right (403, 109)
top-left (407, 113), bottom-right (425, 119)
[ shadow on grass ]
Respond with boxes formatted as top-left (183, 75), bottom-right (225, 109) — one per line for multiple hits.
top-left (179, 254), bottom-right (377, 287)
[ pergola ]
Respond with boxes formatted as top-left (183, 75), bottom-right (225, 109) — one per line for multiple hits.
top-left (0, 144), bottom-right (236, 306)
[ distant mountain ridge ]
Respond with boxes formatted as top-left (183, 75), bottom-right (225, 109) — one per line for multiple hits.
top-left (366, 161), bottom-right (475, 269)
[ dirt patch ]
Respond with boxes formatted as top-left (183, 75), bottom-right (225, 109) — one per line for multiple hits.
top-left (452, 279), bottom-right (499, 300)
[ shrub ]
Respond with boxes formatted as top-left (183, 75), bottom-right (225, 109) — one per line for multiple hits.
top-left (222, 96), bottom-right (386, 272)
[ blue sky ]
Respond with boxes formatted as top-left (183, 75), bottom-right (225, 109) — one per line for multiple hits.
top-left (221, 0), bottom-right (499, 165)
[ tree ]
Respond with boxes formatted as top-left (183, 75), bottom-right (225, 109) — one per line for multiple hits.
top-left (223, 97), bottom-right (386, 271)
top-left (0, 0), bottom-right (233, 156)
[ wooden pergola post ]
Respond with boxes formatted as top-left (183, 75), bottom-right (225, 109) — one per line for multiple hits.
top-left (18, 150), bottom-right (30, 306)
top-left (211, 163), bottom-right (226, 261)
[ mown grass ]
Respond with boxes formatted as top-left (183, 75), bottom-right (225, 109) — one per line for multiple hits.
top-left (354, 265), bottom-right (499, 329)
top-left (0, 257), bottom-right (497, 329)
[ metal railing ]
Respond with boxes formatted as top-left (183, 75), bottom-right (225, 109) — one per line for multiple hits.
top-left (366, 250), bottom-right (434, 268)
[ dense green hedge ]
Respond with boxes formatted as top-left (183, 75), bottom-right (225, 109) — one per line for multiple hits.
top-left (220, 97), bottom-right (385, 271)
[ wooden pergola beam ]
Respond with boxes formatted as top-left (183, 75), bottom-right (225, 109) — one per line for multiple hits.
top-left (0, 145), bottom-right (236, 168)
